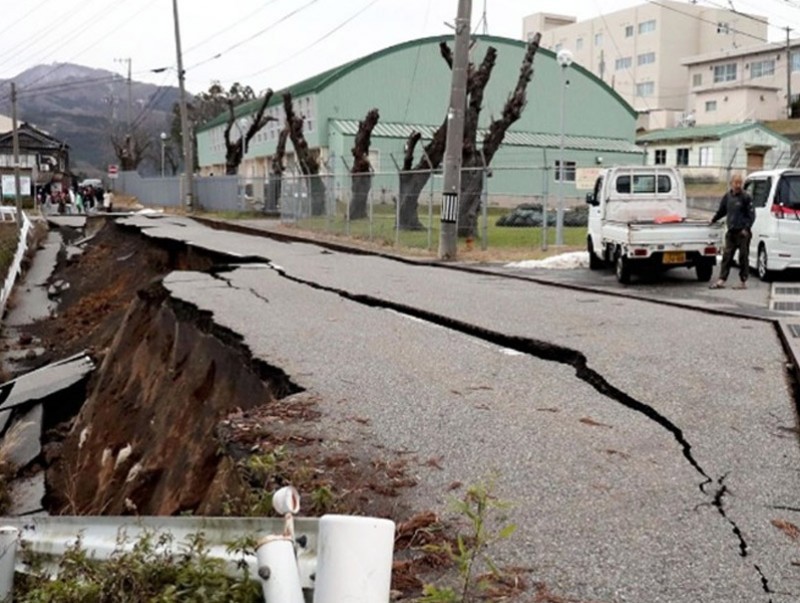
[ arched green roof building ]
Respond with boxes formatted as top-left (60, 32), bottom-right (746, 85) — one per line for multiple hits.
top-left (196, 34), bottom-right (642, 200)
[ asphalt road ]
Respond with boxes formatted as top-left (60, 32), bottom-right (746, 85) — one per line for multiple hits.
top-left (122, 215), bottom-right (800, 602)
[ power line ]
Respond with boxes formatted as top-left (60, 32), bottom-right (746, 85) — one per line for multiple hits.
top-left (185, 0), bottom-right (321, 72)
top-left (183, 0), bottom-right (285, 55)
top-left (646, 1), bottom-right (767, 43)
top-left (0, 0), bottom-right (49, 38)
top-left (239, 0), bottom-right (383, 81)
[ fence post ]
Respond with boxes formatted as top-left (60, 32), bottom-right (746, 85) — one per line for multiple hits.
top-left (542, 150), bottom-right (549, 251)
top-left (428, 170), bottom-right (434, 251)
top-left (0, 526), bottom-right (19, 601)
top-left (481, 166), bottom-right (488, 251)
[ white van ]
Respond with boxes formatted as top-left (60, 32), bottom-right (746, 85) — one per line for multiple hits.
top-left (745, 169), bottom-right (800, 281)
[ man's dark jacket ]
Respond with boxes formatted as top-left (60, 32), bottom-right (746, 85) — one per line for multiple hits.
top-left (712, 189), bottom-right (755, 230)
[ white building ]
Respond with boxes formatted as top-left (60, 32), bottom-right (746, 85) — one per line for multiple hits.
top-left (523, 1), bottom-right (767, 129)
top-left (684, 40), bottom-right (800, 125)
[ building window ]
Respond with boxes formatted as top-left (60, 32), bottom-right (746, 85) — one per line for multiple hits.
top-left (595, 32), bottom-right (603, 46)
top-left (676, 148), bottom-right (689, 166)
top-left (554, 160), bottom-right (576, 182)
top-left (654, 149), bottom-right (667, 165)
top-left (575, 37), bottom-right (583, 51)
top-left (625, 25), bottom-right (634, 37)
top-left (713, 63), bottom-right (737, 83)
top-left (793, 51), bottom-right (800, 72)
top-left (635, 81), bottom-right (655, 97)
top-left (638, 20), bottom-right (656, 34)
top-left (637, 52), bottom-right (655, 66)
top-left (692, 73), bottom-right (703, 87)
top-left (615, 56), bottom-right (632, 70)
top-left (751, 59), bottom-right (775, 78)
top-left (699, 147), bottom-right (713, 166)
top-left (717, 21), bottom-right (730, 34)
top-left (705, 100), bottom-right (717, 112)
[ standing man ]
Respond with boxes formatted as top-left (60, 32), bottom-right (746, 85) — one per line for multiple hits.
top-left (709, 173), bottom-right (755, 289)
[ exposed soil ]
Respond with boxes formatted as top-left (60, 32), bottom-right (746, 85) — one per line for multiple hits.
top-left (5, 219), bottom-right (462, 600)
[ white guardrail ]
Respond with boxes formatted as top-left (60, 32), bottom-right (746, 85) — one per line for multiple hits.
top-left (0, 208), bottom-right (31, 317)
top-left (0, 487), bottom-right (396, 603)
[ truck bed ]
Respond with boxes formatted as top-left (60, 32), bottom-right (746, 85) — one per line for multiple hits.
top-left (601, 219), bottom-right (723, 247)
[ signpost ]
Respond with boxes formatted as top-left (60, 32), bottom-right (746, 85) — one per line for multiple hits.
top-left (107, 164), bottom-right (119, 180)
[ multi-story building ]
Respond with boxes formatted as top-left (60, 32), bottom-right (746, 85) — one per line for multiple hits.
top-left (684, 40), bottom-right (800, 125)
top-left (523, 1), bottom-right (767, 129)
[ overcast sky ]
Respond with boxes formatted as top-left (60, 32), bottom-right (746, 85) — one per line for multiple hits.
top-left (1, 0), bottom-right (798, 95)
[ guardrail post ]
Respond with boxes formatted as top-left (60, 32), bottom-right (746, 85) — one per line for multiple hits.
top-left (0, 526), bottom-right (19, 600)
top-left (313, 515), bottom-right (395, 603)
top-left (256, 535), bottom-right (304, 603)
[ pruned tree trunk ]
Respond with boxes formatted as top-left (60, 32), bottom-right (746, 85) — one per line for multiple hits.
top-left (398, 120), bottom-right (448, 230)
top-left (266, 127), bottom-right (288, 213)
top-left (350, 108), bottom-right (379, 220)
top-left (457, 34), bottom-right (541, 237)
top-left (224, 89), bottom-right (275, 175)
top-left (283, 92), bottom-right (326, 216)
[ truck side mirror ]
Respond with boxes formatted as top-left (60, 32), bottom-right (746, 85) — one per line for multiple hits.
top-left (585, 192), bottom-right (598, 207)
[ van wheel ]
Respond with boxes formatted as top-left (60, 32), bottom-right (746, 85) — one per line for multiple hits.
top-left (696, 260), bottom-right (713, 282)
top-left (587, 237), bottom-right (602, 270)
top-left (615, 251), bottom-right (631, 284)
top-left (757, 246), bottom-right (773, 282)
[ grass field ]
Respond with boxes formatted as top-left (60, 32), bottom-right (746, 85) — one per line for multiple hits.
top-left (285, 203), bottom-right (586, 258)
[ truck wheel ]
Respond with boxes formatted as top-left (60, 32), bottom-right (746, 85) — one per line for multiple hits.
top-left (587, 237), bottom-right (602, 270)
top-left (757, 246), bottom-right (773, 282)
top-left (615, 251), bottom-right (631, 284)
top-left (696, 260), bottom-right (713, 282)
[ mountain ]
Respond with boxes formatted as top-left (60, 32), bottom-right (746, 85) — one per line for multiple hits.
top-left (0, 63), bottom-right (183, 176)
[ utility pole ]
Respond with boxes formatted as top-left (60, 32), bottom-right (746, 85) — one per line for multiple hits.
top-left (114, 58), bottom-right (132, 169)
top-left (172, 0), bottom-right (193, 210)
top-left (10, 83), bottom-right (22, 231)
top-left (787, 27), bottom-right (793, 119)
top-left (438, 0), bottom-right (472, 260)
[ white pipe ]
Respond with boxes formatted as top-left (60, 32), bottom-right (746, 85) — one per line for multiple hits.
top-left (0, 526), bottom-right (19, 600)
top-left (256, 535), bottom-right (304, 603)
top-left (313, 515), bottom-right (395, 603)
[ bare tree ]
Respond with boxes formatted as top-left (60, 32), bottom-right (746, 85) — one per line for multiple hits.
top-left (398, 35), bottom-right (542, 236)
top-left (266, 126), bottom-right (288, 212)
top-left (283, 92), bottom-right (326, 216)
top-left (458, 34), bottom-right (541, 237)
top-left (110, 127), bottom-right (153, 171)
top-left (223, 89), bottom-right (276, 175)
top-left (349, 108), bottom-right (379, 220)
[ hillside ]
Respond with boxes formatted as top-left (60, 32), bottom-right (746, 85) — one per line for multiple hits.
top-left (0, 63), bottom-right (182, 176)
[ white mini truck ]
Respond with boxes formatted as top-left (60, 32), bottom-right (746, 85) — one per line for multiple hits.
top-left (585, 166), bottom-right (724, 284)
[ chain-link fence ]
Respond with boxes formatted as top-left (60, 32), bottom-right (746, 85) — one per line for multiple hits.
top-left (119, 162), bottom-right (747, 251)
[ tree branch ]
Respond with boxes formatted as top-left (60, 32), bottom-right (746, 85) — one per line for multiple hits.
top-left (402, 131), bottom-right (422, 171)
top-left (351, 108), bottom-right (379, 174)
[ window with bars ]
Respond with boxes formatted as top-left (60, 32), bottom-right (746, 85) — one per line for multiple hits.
top-left (713, 63), bottom-right (737, 83)
top-left (637, 52), bottom-right (655, 66)
top-left (635, 81), bottom-right (655, 97)
top-left (750, 59), bottom-right (775, 78)
top-left (676, 148), bottom-right (689, 166)
top-left (615, 56), bottom-right (632, 70)
top-left (654, 149), bottom-right (666, 165)
top-left (638, 20), bottom-right (655, 34)
top-left (554, 160), bottom-right (576, 182)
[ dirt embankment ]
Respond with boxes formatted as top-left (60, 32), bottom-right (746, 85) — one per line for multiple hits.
top-left (21, 222), bottom-right (412, 519)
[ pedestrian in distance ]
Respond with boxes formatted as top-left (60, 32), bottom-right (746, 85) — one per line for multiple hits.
top-left (709, 173), bottom-right (755, 290)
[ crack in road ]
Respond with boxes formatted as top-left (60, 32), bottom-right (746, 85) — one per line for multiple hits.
top-left (262, 261), bottom-right (775, 601)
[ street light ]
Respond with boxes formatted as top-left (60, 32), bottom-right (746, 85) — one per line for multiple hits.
top-left (555, 48), bottom-right (573, 247)
top-left (160, 132), bottom-right (167, 177)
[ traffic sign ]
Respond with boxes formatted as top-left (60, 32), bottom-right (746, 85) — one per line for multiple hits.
top-left (108, 164), bottom-right (119, 179)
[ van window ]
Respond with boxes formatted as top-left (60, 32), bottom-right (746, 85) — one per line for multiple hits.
top-left (776, 175), bottom-right (800, 209)
top-left (615, 174), bottom-right (672, 194)
top-left (745, 178), bottom-right (771, 208)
